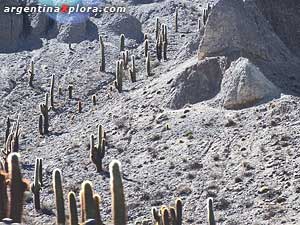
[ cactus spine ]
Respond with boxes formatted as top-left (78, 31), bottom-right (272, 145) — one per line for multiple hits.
top-left (110, 160), bottom-right (126, 225)
top-left (68, 191), bottom-right (79, 225)
top-left (99, 35), bottom-right (105, 72)
top-left (53, 169), bottom-right (66, 225)
top-left (50, 74), bottom-right (55, 109)
top-left (8, 153), bottom-right (28, 223)
top-left (130, 55), bottom-right (137, 83)
top-left (207, 198), bottom-right (216, 225)
top-left (90, 125), bottom-right (105, 172)
top-left (146, 52), bottom-right (151, 77)
top-left (31, 158), bottom-right (42, 210)
top-left (120, 34), bottom-right (125, 52)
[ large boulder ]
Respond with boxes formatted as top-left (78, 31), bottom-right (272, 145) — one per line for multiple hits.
top-left (168, 57), bottom-right (227, 109)
top-left (0, 0), bottom-right (24, 50)
top-left (217, 57), bottom-right (280, 109)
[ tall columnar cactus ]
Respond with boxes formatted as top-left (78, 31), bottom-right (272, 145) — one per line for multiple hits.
top-left (110, 160), bottom-right (126, 225)
top-left (3, 119), bottom-right (21, 171)
top-left (169, 207), bottom-right (176, 225)
top-left (0, 171), bottom-right (8, 220)
top-left (162, 208), bottom-right (170, 225)
top-left (68, 191), bottom-right (79, 225)
top-left (146, 52), bottom-right (151, 77)
top-left (81, 181), bottom-right (96, 221)
top-left (152, 207), bottom-right (160, 225)
top-left (5, 117), bottom-right (11, 144)
top-left (40, 103), bottom-right (49, 135)
top-left (120, 34), bottom-right (125, 52)
top-left (90, 125), bottom-right (106, 172)
top-left (80, 190), bottom-right (85, 223)
top-left (203, 9), bottom-right (208, 25)
top-left (68, 85), bottom-right (73, 99)
top-left (175, 198), bottom-right (182, 225)
top-left (144, 39), bottom-right (149, 58)
top-left (53, 169), bottom-right (66, 225)
top-left (124, 50), bottom-right (129, 69)
top-left (155, 17), bottom-right (160, 40)
top-left (94, 194), bottom-right (102, 225)
top-left (115, 60), bottom-right (123, 93)
top-left (162, 25), bottom-right (168, 60)
top-left (78, 101), bottom-right (83, 113)
top-left (198, 18), bottom-right (201, 32)
top-left (8, 153), bottom-right (28, 223)
top-left (28, 60), bottom-right (34, 87)
top-left (50, 74), bottom-right (55, 109)
top-left (156, 35), bottom-right (162, 62)
top-left (207, 198), bottom-right (216, 225)
top-left (99, 35), bottom-right (105, 72)
top-left (129, 55), bottom-right (136, 83)
top-left (144, 33), bottom-right (148, 41)
top-left (92, 95), bottom-right (97, 106)
top-left (31, 158), bottom-right (42, 210)
top-left (175, 7), bottom-right (178, 32)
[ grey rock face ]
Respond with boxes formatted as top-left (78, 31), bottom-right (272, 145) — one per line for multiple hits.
top-left (30, 12), bottom-right (50, 37)
top-left (101, 13), bottom-right (144, 42)
top-left (169, 57), bottom-right (227, 109)
top-left (198, 0), bottom-right (293, 63)
top-left (254, 0), bottom-right (300, 58)
top-left (0, 0), bottom-right (23, 49)
top-left (56, 16), bottom-right (87, 43)
top-left (218, 57), bottom-right (280, 109)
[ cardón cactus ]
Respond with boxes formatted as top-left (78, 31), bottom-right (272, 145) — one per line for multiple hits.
top-left (110, 160), bottom-right (127, 225)
top-left (53, 169), bottom-right (65, 225)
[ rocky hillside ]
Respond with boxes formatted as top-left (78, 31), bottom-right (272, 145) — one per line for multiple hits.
top-left (0, 0), bottom-right (300, 224)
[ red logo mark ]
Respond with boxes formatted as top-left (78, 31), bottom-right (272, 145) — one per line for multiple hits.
top-left (61, 4), bottom-right (69, 13)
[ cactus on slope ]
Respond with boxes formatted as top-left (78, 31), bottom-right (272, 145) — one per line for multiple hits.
top-left (207, 198), bottom-right (216, 225)
top-left (68, 191), bottom-right (79, 225)
top-left (129, 55), bottom-right (137, 83)
top-left (175, 198), bottom-right (183, 225)
top-left (53, 169), bottom-right (66, 225)
top-left (110, 160), bottom-right (127, 225)
top-left (144, 39), bottom-right (149, 58)
top-left (94, 194), bottom-right (103, 225)
top-left (0, 171), bottom-right (8, 221)
top-left (99, 35), bottom-right (105, 72)
top-left (50, 74), bottom-right (55, 109)
top-left (81, 181), bottom-right (97, 222)
top-left (90, 125), bottom-right (106, 172)
top-left (115, 60), bottom-right (123, 93)
top-left (155, 18), bottom-right (160, 40)
top-left (8, 153), bottom-right (28, 223)
top-left (28, 60), bottom-right (34, 87)
top-left (146, 53), bottom-right (151, 77)
top-left (31, 158), bottom-right (42, 210)
top-left (68, 85), bottom-right (73, 99)
top-left (120, 34), bottom-right (125, 52)
top-left (175, 8), bottom-right (178, 32)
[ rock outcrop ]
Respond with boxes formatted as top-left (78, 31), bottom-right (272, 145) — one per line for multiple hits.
top-left (0, 0), bottom-right (24, 50)
top-left (217, 57), bottom-right (280, 109)
top-left (168, 57), bottom-right (227, 109)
